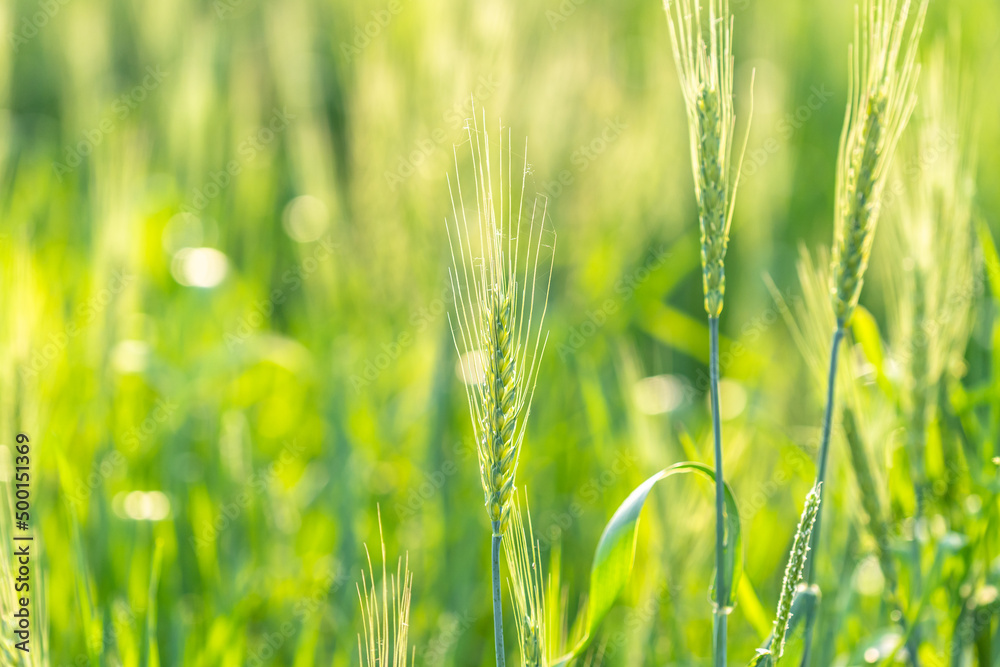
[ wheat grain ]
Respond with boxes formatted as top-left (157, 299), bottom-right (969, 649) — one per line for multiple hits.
top-left (447, 110), bottom-right (555, 667)
top-left (770, 484), bottom-right (822, 662)
top-left (882, 36), bottom-right (978, 496)
top-left (831, 0), bottom-right (927, 326)
top-left (663, 0), bottom-right (752, 318)
top-left (663, 6), bottom-right (752, 663)
top-left (356, 509), bottom-right (414, 667)
top-left (447, 111), bottom-right (555, 539)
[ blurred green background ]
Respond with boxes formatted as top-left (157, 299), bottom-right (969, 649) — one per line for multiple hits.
top-left (0, 0), bottom-right (998, 664)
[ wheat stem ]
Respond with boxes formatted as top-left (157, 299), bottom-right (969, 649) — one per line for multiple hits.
top-left (708, 316), bottom-right (728, 666)
top-left (797, 326), bottom-right (842, 667)
top-left (906, 269), bottom-right (928, 658)
top-left (843, 410), bottom-right (921, 667)
top-left (797, 326), bottom-right (843, 667)
top-left (803, 326), bottom-right (843, 587)
top-left (663, 4), bottom-right (751, 661)
top-left (492, 529), bottom-right (507, 667)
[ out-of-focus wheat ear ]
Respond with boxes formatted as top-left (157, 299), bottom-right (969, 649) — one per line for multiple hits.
top-left (831, 0), bottom-right (927, 326)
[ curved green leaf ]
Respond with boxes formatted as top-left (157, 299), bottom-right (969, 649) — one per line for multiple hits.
top-left (551, 461), bottom-right (743, 666)
top-left (977, 219), bottom-right (1000, 303)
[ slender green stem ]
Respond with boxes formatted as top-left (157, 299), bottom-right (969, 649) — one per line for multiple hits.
top-left (804, 325), bottom-right (844, 584)
top-left (491, 527), bottom-right (506, 667)
top-left (708, 316), bottom-right (727, 667)
top-left (799, 325), bottom-right (844, 667)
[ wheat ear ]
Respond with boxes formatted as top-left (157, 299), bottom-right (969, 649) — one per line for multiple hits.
top-left (770, 484), bottom-right (822, 662)
top-left (801, 3), bottom-right (927, 665)
top-left (447, 110), bottom-right (555, 667)
top-left (447, 112), bottom-right (555, 538)
top-left (663, 0), bottom-right (752, 318)
top-left (809, 0), bottom-right (928, 580)
top-left (831, 0), bottom-right (927, 327)
top-left (663, 4), bottom-right (752, 665)
top-left (356, 509), bottom-right (414, 667)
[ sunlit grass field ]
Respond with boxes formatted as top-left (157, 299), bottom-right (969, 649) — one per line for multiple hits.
top-left (1, 0), bottom-right (999, 664)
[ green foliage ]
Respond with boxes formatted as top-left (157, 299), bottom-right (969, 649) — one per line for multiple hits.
top-left (0, 0), bottom-right (998, 664)
top-left (551, 461), bottom-right (742, 666)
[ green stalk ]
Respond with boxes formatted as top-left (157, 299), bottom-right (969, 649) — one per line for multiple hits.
top-left (799, 325), bottom-right (844, 666)
top-left (844, 409), bottom-right (921, 667)
top-left (907, 271), bottom-right (928, 656)
top-left (709, 316), bottom-right (728, 667)
top-left (491, 527), bottom-right (506, 667)
top-left (803, 325), bottom-right (844, 584)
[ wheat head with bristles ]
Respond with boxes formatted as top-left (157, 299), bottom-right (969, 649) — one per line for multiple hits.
top-left (663, 0), bottom-right (752, 318)
top-left (831, 0), bottom-right (927, 326)
top-left (356, 509), bottom-right (415, 667)
top-left (885, 36), bottom-right (978, 393)
top-left (769, 483), bottom-right (822, 662)
top-left (447, 111), bottom-right (555, 539)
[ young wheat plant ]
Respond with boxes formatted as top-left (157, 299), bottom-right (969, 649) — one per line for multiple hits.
top-left (880, 37), bottom-right (978, 657)
top-left (884, 37), bottom-right (978, 498)
top-left (447, 111), bottom-right (555, 667)
top-left (662, 1), bottom-right (752, 664)
top-left (356, 511), bottom-right (414, 667)
top-left (801, 0), bottom-right (927, 664)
